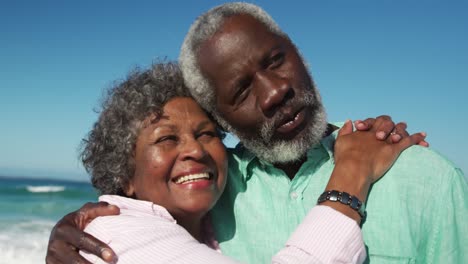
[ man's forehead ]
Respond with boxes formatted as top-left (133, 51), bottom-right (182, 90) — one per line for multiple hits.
top-left (198, 15), bottom-right (280, 67)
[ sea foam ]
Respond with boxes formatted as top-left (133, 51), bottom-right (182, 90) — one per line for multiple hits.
top-left (26, 185), bottom-right (66, 193)
top-left (0, 219), bottom-right (54, 264)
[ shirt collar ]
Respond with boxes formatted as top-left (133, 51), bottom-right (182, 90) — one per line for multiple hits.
top-left (235, 125), bottom-right (341, 181)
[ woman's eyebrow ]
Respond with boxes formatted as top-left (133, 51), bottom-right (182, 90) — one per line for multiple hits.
top-left (195, 120), bottom-right (214, 131)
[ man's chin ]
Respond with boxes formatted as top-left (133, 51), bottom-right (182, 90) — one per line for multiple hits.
top-left (248, 107), bottom-right (328, 164)
top-left (214, 100), bottom-right (328, 164)
top-left (239, 130), bottom-right (320, 164)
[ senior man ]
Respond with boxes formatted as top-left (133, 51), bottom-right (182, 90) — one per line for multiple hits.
top-left (177, 3), bottom-right (466, 263)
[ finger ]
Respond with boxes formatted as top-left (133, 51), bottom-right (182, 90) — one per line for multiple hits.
top-left (61, 223), bottom-right (116, 262)
top-left (372, 115), bottom-right (395, 140)
top-left (397, 132), bottom-right (427, 150)
top-left (354, 118), bottom-right (375, 131)
top-left (59, 250), bottom-right (94, 264)
top-left (390, 122), bottom-right (409, 143)
top-left (418, 140), bottom-right (430, 147)
top-left (46, 240), bottom-right (93, 264)
top-left (338, 120), bottom-right (353, 137)
top-left (76, 202), bottom-right (120, 227)
top-left (45, 254), bottom-right (61, 264)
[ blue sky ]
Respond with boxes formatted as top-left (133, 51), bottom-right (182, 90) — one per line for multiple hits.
top-left (1, 0), bottom-right (466, 181)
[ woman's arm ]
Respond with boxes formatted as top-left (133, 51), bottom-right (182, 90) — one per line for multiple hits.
top-left (45, 116), bottom-right (425, 264)
top-left (275, 120), bottom-right (426, 263)
top-left (79, 197), bottom-right (364, 264)
top-left (321, 119), bottom-right (426, 224)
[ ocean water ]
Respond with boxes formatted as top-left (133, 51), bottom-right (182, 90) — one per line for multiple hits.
top-left (0, 176), bottom-right (97, 264)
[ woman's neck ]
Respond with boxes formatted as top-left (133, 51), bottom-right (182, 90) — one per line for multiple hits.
top-left (177, 216), bottom-right (204, 242)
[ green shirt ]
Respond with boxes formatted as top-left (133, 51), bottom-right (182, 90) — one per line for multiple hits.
top-left (211, 127), bottom-right (467, 264)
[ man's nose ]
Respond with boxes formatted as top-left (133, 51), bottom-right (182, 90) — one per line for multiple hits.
top-left (256, 71), bottom-right (293, 116)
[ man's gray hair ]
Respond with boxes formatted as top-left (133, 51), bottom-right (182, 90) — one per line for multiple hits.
top-left (179, 2), bottom-right (289, 114)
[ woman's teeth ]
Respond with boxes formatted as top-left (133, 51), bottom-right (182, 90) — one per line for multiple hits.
top-left (174, 173), bottom-right (210, 184)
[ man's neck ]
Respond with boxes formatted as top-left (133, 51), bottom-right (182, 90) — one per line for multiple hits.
top-left (273, 123), bottom-right (338, 180)
top-left (275, 158), bottom-right (306, 179)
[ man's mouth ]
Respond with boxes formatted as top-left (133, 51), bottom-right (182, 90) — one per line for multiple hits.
top-left (275, 108), bottom-right (306, 134)
top-left (173, 173), bottom-right (212, 184)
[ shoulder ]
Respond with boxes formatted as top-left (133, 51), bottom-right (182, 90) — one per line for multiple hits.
top-left (84, 207), bottom-right (180, 243)
top-left (226, 143), bottom-right (250, 162)
top-left (370, 145), bottom-right (465, 205)
top-left (392, 146), bottom-right (463, 182)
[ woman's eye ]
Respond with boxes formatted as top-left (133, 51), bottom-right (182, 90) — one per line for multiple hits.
top-left (155, 135), bottom-right (177, 144)
top-left (197, 131), bottom-right (218, 140)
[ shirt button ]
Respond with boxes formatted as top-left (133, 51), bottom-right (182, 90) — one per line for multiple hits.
top-left (290, 192), bottom-right (298, 200)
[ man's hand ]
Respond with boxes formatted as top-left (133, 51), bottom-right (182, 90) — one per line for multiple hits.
top-left (354, 115), bottom-right (429, 146)
top-left (46, 202), bottom-right (119, 264)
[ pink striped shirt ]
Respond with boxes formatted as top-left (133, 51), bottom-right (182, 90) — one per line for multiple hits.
top-left (81, 195), bottom-right (365, 263)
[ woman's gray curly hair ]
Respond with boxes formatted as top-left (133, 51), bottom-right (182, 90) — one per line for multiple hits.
top-left (81, 62), bottom-right (191, 195)
top-left (179, 2), bottom-right (290, 115)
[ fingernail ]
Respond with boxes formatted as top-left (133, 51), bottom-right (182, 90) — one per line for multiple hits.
top-left (392, 134), bottom-right (402, 141)
top-left (356, 123), bottom-right (366, 130)
top-left (101, 249), bottom-right (115, 262)
top-left (420, 132), bottom-right (427, 137)
top-left (107, 205), bottom-right (118, 211)
top-left (377, 131), bottom-right (386, 139)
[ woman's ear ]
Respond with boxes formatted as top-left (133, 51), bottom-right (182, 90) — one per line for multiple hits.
top-left (125, 182), bottom-right (135, 197)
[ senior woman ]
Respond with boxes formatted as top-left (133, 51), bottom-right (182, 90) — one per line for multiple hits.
top-left (50, 62), bottom-right (426, 264)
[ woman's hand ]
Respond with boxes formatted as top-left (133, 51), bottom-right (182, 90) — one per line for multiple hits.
top-left (46, 202), bottom-right (119, 264)
top-left (323, 117), bottom-right (427, 224)
top-left (335, 119), bottom-right (427, 184)
top-left (354, 115), bottom-right (429, 146)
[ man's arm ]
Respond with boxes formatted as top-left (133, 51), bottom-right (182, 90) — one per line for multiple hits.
top-left (46, 202), bottom-right (119, 264)
top-left (78, 202), bottom-right (365, 264)
top-left (45, 116), bottom-right (424, 263)
top-left (276, 118), bottom-right (427, 263)
top-left (424, 168), bottom-right (467, 263)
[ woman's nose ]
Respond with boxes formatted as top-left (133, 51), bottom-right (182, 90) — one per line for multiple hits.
top-left (179, 137), bottom-right (207, 161)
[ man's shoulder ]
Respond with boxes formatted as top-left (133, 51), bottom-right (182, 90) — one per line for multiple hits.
top-left (226, 143), bottom-right (256, 167)
top-left (372, 145), bottom-right (465, 197)
top-left (392, 145), bottom-right (462, 178)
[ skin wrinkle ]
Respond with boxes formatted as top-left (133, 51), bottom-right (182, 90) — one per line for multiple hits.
top-left (80, 62), bottom-right (192, 195)
top-left (197, 15), bottom-right (327, 164)
top-left (130, 98), bottom-right (227, 218)
top-left (82, 62), bottom-right (228, 242)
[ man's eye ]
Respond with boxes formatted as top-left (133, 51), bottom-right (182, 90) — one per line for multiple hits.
top-left (234, 78), bottom-right (252, 104)
top-left (269, 52), bottom-right (285, 68)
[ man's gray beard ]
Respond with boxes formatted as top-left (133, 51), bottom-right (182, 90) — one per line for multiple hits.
top-left (213, 90), bottom-right (328, 164)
